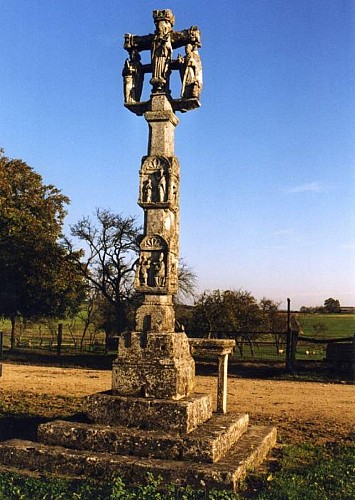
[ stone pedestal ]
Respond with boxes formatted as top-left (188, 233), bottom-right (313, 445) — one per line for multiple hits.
top-left (112, 331), bottom-right (195, 400)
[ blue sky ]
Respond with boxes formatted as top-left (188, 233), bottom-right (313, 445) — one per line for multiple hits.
top-left (1, 0), bottom-right (354, 309)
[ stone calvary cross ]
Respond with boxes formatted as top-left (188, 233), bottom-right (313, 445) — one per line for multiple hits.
top-left (122, 8), bottom-right (203, 115)
top-left (0, 11), bottom-right (277, 491)
top-left (112, 9), bottom-right (204, 400)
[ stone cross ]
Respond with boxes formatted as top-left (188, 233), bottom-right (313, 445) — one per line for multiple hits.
top-left (112, 10), bottom-right (202, 401)
top-left (122, 9), bottom-right (203, 114)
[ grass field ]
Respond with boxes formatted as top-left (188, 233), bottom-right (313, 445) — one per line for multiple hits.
top-left (1, 314), bottom-right (354, 367)
top-left (298, 313), bottom-right (355, 338)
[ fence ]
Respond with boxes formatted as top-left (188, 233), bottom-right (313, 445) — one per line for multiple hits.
top-left (0, 322), bottom-right (107, 354)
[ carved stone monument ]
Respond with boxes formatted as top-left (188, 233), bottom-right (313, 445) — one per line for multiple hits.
top-left (112, 8), bottom-right (203, 402)
top-left (0, 11), bottom-right (276, 492)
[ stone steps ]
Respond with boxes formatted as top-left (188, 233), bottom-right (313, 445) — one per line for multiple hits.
top-left (37, 412), bottom-right (249, 463)
top-left (0, 425), bottom-right (277, 492)
top-left (84, 391), bottom-right (213, 434)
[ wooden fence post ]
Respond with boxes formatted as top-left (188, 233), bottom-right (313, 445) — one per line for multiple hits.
top-left (57, 323), bottom-right (63, 357)
top-left (286, 298), bottom-right (294, 372)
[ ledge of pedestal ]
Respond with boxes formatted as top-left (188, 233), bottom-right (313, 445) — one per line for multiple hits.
top-left (37, 413), bottom-right (249, 464)
top-left (84, 391), bottom-right (212, 435)
top-left (0, 426), bottom-right (277, 492)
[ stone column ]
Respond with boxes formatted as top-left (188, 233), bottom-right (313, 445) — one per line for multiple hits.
top-left (112, 93), bottom-right (195, 400)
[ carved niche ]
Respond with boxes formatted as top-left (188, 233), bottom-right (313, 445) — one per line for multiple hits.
top-left (138, 156), bottom-right (179, 210)
top-left (139, 156), bottom-right (171, 207)
top-left (135, 235), bottom-right (168, 290)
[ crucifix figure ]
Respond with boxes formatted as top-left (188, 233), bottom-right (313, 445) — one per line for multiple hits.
top-left (123, 9), bottom-right (202, 114)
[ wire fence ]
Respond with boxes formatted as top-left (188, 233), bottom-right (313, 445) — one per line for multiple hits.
top-left (0, 322), bottom-right (106, 354)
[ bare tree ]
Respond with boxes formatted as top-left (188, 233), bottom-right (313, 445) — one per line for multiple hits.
top-left (64, 209), bottom-right (141, 340)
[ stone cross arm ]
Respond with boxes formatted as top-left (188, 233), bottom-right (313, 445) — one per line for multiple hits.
top-left (124, 26), bottom-right (201, 54)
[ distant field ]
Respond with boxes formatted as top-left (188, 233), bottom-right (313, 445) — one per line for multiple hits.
top-left (1, 313), bottom-right (354, 358)
top-left (0, 316), bottom-right (105, 351)
top-left (298, 313), bottom-right (355, 338)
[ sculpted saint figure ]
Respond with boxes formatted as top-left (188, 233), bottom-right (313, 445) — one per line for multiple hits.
top-left (150, 13), bottom-right (174, 90)
top-left (178, 44), bottom-right (203, 99)
top-left (157, 168), bottom-right (167, 202)
top-left (122, 50), bottom-right (144, 103)
top-left (142, 177), bottom-right (153, 202)
top-left (153, 252), bottom-right (166, 286)
top-left (138, 256), bottom-right (150, 286)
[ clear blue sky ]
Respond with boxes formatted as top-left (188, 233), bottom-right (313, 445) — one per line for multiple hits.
top-left (1, 0), bottom-right (354, 309)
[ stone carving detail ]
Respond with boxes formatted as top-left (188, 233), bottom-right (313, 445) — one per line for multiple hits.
top-left (135, 235), bottom-right (169, 290)
top-left (140, 157), bottom-right (170, 205)
top-left (178, 44), bottom-right (203, 99)
top-left (137, 255), bottom-right (150, 286)
top-left (122, 50), bottom-right (144, 104)
top-left (136, 251), bottom-right (167, 289)
top-left (152, 252), bottom-right (166, 286)
top-left (143, 235), bottom-right (165, 250)
top-left (150, 10), bottom-right (175, 91)
top-left (123, 10), bottom-right (202, 108)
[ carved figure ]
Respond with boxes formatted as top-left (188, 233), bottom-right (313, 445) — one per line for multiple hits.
top-left (150, 11), bottom-right (174, 90)
top-left (178, 44), bottom-right (203, 99)
top-left (138, 256), bottom-right (150, 286)
top-left (122, 50), bottom-right (144, 103)
top-left (157, 168), bottom-right (167, 202)
top-left (142, 177), bottom-right (153, 202)
top-left (153, 252), bottom-right (166, 286)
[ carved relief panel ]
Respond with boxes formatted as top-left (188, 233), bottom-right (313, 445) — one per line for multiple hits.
top-left (135, 234), bottom-right (177, 294)
top-left (138, 156), bottom-right (179, 209)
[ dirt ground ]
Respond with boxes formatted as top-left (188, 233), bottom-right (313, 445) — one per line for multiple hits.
top-left (0, 362), bottom-right (354, 444)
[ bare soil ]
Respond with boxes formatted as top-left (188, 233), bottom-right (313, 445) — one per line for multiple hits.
top-left (0, 362), bottom-right (354, 445)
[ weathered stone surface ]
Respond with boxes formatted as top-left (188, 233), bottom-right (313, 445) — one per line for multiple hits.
top-left (0, 426), bottom-right (276, 492)
top-left (189, 339), bottom-right (236, 358)
top-left (112, 331), bottom-right (195, 399)
top-left (182, 413), bottom-right (249, 463)
top-left (37, 413), bottom-right (249, 463)
top-left (84, 391), bottom-right (212, 434)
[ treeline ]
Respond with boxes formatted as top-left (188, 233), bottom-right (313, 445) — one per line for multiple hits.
top-left (1, 149), bottom-right (339, 353)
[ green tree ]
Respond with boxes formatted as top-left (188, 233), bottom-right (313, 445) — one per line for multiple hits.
top-left (0, 149), bottom-right (84, 348)
top-left (259, 297), bottom-right (285, 353)
top-left (190, 289), bottom-right (263, 355)
top-left (324, 297), bottom-right (341, 314)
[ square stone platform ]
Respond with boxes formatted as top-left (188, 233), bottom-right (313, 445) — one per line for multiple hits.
top-left (0, 425), bottom-right (276, 492)
top-left (84, 391), bottom-right (212, 434)
top-left (0, 387), bottom-right (277, 492)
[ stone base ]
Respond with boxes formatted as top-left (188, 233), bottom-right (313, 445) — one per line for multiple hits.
top-left (0, 426), bottom-right (277, 492)
top-left (38, 413), bottom-right (249, 463)
top-left (112, 331), bottom-right (195, 400)
top-left (84, 391), bottom-right (212, 434)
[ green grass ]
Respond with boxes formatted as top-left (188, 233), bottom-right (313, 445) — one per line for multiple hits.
top-left (249, 441), bottom-right (355, 500)
top-left (298, 314), bottom-right (355, 339)
top-left (0, 472), bottom-right (238, 499)
top-left (0, 442), bottom-right (353, 499)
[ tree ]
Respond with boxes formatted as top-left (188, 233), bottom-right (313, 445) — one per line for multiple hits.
top-left (324, 298), bottom-right (341, 314)
top-left (65, 209), bottom-right (140, 341)
top-left (175, 258), bottom-right (197, 304)
top-left (0, 149), bottom-right (84, 348)
top-left (259, 297), bottom-right (285, 354)
top-left (190, 289), bottom-right (263, 353)
top-left (65, 209), bottom-right (198, 344)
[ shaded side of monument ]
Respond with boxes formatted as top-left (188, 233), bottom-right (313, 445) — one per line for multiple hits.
top-left (0, 10), bottom-right (276, 492)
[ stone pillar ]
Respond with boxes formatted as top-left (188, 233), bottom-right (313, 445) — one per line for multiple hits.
top-left (112, 93), bottom-right (195, 400)
top-left (217, 354), bottom-right (229, 414)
